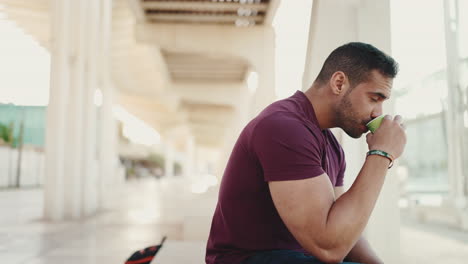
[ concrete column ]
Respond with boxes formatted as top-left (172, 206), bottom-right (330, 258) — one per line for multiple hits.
top-left (44, 0), bottom-right (110, 220)
top-left (195, 146), bottom-right (205, 178)
top-left (164, 140), bottom-right (175, 177)
top-left (302, 0), bottom-right (399, 262)
top-left (183, 135), bottom-right (195, 180)
top-left (302, 0), bottom-right (360, 89)
top-left (355, 2), bottom-right (400, 263)
top-left (443, 0), bottom-right (466, 209)
top-left (97, 0), bottom-right (120, 210)
top-left (81, 0), bottom-right (100, 216)
top-left (44, 0), bottom-right (70, 221)
top-left (214, 84), bottom-right (252, 181)
top-left (252, 27), bottom-right (276, 116)
top-left (61, 0), bottom-right (87, 219)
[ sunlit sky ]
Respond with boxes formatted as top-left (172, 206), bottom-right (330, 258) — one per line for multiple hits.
top-left (0, 1), bottom-right (466, 119)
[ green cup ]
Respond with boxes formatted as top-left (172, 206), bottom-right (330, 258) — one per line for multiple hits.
top-left (366, 115), bottom-right (385, 133)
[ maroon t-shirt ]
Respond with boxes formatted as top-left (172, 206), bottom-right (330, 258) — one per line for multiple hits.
top-left (205, 91), bottom-right (346, 264)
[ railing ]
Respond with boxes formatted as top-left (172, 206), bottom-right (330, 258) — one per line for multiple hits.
top-left (0, 145), bottom-right (44, 188)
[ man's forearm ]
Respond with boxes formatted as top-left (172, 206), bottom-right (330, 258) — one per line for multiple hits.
top-left (319, 155), bottom-right (389, 259)
top-left (345, 236), bottom-right (383, 264)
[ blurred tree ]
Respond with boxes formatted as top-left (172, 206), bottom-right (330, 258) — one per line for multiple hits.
top-left (148, 153), bottom-right (165, 170)
top-left (0, 121), bottom-right (15, 146)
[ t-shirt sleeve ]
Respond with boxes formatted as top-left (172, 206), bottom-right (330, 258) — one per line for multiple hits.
top-left (335, 146), bottom-right (346, 187)
top-left (252, 115), bottom-right (325, 182)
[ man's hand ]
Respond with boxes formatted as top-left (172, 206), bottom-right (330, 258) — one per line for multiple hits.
top-left (366, 114), bottom-right (406, 159)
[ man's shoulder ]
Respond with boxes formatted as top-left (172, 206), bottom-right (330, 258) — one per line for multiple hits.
top-left (253, 110), bottom-right (309, 135)
top-left (250, 109), bottom-right (324, 149)
top-left (254, 98), bottom-right (318, 130)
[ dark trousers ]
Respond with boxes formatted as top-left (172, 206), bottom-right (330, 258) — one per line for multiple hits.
top-left (241, 250), bottom-right (361, 264)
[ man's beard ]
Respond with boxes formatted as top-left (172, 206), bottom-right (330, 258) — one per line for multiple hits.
top-left (334, 94), bottom-right (366, 139)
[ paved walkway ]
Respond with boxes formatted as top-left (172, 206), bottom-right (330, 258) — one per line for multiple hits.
top-left (0, 178), bottom-right (185, 264)
top-left (1, 178), bottom-right (467, 263)
top-left (400, 213), bottom-right (468, 264)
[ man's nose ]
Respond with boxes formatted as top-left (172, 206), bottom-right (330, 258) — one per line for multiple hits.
top-left (371, 105), bottom-right (383, 119)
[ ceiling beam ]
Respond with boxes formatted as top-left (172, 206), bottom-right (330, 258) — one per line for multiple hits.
top-left (146, 13), bottom-right (263, 23)
top-left (141, 1), bottom-right (268, 12)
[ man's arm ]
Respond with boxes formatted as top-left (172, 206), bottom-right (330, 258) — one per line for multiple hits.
top-left (268, 116), bottom-right (406, 263)
top-left (334, 187), bottom-right (383, 264)
top-left (344, 237), bottom-right (383, 264)
top-left (269, 157), bottom-right (389, 263)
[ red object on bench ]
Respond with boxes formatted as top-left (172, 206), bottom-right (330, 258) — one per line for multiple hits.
top-left (125, 236), bottom-right (167, 264)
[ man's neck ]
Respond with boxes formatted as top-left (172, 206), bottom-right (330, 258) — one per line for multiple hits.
top-left (303, 87), bottom-right (336, 130)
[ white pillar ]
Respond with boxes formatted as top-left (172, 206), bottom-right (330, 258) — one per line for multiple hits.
top-left (443, 0), bottom-right (466, 210)
top-left (97, 0), bottom-right (120, 210)
top-left (216, 84), bottom-right (252, 180)
top-left (302, 0), bottom-right (362, 89)
top-left (252, 27), bottom-right (276, 116)
top-left (355, 2), bottom-right (400, 263)
top-left (81, 0), bottom-right (100, 217)
top-left (195, 146), bottom-right (205, 178)
top-left (183, 135), bottom-right (196, 180)
top-left (302, 0), bottom-right (399, 262)
top-left (45, 0), bottom-right (111, 220)
top-left (164, 140), bottom-right (175, 177)
top-left (62, 0), bottom-right (86, 218)
top-left (44, 0), bottom-right (69, 221)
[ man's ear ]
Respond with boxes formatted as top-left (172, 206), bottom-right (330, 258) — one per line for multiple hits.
top-left (329, 71), bottom-right (348, 95)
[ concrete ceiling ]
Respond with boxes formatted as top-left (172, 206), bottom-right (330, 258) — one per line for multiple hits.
top-left (181, 101), bottom-right (235, 147)
top-left (127, 0), bottom-right (279, 148)
top-left (0, 0), bottom-right (278, 151)
top-left (162, 50), bottom-right (249, 83)
top-left (125, 0), bottom-right (278, 148)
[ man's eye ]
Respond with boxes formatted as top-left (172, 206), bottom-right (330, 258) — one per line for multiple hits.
top-left (371, 98), bottom-right (379, 102)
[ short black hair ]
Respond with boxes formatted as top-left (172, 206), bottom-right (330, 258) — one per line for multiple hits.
top-left (315, 42), bottom-right (399, 87)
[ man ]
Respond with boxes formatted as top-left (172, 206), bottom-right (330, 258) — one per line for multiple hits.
top-left (205, 42), bottom-right (406, 264)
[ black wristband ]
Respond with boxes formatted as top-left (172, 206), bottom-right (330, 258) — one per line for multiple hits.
top-left (367, 150), bottom-right (394, 169)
